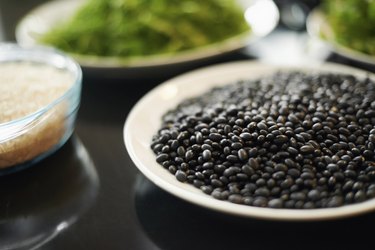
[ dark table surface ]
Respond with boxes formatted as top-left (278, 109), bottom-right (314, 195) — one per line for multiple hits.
top-left (1, 1), bottom-right (375, 250)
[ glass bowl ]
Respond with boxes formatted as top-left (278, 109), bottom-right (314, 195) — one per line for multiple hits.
top-left (0, 43), bottom-right (82, 174)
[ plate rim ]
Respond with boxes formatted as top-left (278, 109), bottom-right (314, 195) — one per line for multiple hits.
top-left (15, 0), bottom-right (273, 69)
top-left (124, 60), bottom-right (375, 221)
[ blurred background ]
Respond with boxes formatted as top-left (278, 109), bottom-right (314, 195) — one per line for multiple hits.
top-left (0, 0), bottom-right (321, 40)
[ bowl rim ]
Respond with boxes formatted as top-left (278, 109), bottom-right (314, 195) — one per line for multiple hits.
top-left (0, 43), bottom-right (82, 129)
top-left (124, 60), bottom-right (375, 221)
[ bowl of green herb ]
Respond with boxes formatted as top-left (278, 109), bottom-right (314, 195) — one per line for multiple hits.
top-left (16, 0), bottom-right (279, 76)
top-left (307, 0), bottom-right (375, 65)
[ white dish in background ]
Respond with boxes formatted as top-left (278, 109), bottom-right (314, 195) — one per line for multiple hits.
top-left (307, 9), bottom-right (375, 66)
top-left (15, 0), bottom-right (279, 77)
top-left (124, 61), bottom-right (375, 221)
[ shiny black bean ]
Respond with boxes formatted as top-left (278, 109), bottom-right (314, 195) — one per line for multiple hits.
top-left (152, 72), bottom-right (375, 209)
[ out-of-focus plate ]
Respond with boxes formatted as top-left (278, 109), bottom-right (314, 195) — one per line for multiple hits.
top-left (307, 9), bottom-right (375, 66)
top-left (16, 0), bottom-right (279, 77)
top-left (124, 61), bottom-right (375, 221)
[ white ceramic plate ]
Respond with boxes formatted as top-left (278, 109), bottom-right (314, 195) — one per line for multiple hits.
top-left (124, 61), bottom-right (375, 221)
top-left (307, 9), bottom-right (375, 66)
top-left (16, 0), bottom-right (279, 74)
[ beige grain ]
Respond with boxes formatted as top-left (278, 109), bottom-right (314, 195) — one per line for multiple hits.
top-left (0, 61), bottom-right (75, 168)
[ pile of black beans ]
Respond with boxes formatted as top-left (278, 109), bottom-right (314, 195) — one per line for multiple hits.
top-left (151, 72), bottom-right (375, 209)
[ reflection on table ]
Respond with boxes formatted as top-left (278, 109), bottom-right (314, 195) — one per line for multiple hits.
top-left (0, 136), bottom-right (99, 250)
top-left (135, 174), bottom-right (375, 250)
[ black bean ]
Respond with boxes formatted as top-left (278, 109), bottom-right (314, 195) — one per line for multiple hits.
top-left (255, 187), bottom-right (270, 197)
top-left (295, 134), bottom-right (306, 143)
top-left (228, 194), bottom-right (244, 204)
top-left (185, 150), bottom-right (194, 160)
top-left (195, 132), bottom-right (203, 144)
top-left (230, 142), bottom-right (242, 150)
top-left (191, 144), bottom-right (200, 152)
top-left (222, 167), bottom-right (236, 177)
top-left (177, 146), bottom-right (186, 157)
top-left (312, 123), bottom-right (323, 131)
top-left (241, 164), bottom-right (254, 176)
top-left (268, 199), bottom-right (283, 208)
top-left (227, 155), bottom-right (239, 163)
top-left (307, 190), bottom-right (320, 201)
top-left (168, 165), bottom-right (177, 174)
top-left (354, 190), bottom-right (366, 202)
top-left (291, 192), bottom-right (306, 201)
top-left (212, 190), bottom-right (223, 200)
top-left (274, 135), bottom-right (289, 144)
top-left (223, 124), bottom-right (231, 134)
top-left (328, 176), bottom-right (337, 186)
top-left (175, 170), bottom-right (187, 182)
top-left (255, 178), bottom-right (266, 187)
top-left (353, 181), bottom-right (363, 190)
top-left (283, 159), bottom-right (294, 168)
top-left (202, 150), bottom-right (212, 161)
top-left (367, 189), bottom-right (375, 198)
top-left (275, 163), bottom-right (288, 172)
top-left (300, 145), bottom-right (314, 154)
top-left (212, 164), bottom-right (225, 174)
top-left (253, 197), bottom-right (268, 207)
top-left (201, 185), bottom-right (213, 194)
top-left (201, 144), bottom-right (212, 151)
top-left (202, 168), bottom-right (213, 176)
top-left (238, 149), bottom-right (249, 162)
top-left (247, 158), bottom-right (259, 170)
top-left (288, 169), bottom-right (301, 178)
top-left (301, 172), bottom-right (314, 180)
top-left (365, 110), bottom-right (375, 117)
top-left (211, 179), bottom-right (223, 187)
top-left (193, 180), bottom-right (204, 188)
top-left (327, 196), bottom-right (344, 207)
top-left (301, 132), bottom-right (312, 141)
top-left (272, 171), bottom-right (286, 180)
top-left (288, 114), bottom-right (300, 123)
top-left (240, 132), bottom-right (252, 141)
top-left (156, 153), bottom-right (169, 163)
top-left (257, 122), bottom-right (268, 130)
top-left (248, 148), bottom-right (258, 157)
top-left (327, 163), bottom-right (339, 172)
top-left (170, 140), bottom-right (179, 150)
top-left (202, 162), bottom-right (214, 170)
top-left (287, 147), bottom-right (299, 155)
top-left (280, 178), bottom-right (293, 189)
top-left (237, 173), bottom-right (248, 181)
top-left (209, 133), bottom-right (222, 142)
top-left (309, 140), bottom-right (320, 148)
top-left (159, 134), bottom-right (170, 143)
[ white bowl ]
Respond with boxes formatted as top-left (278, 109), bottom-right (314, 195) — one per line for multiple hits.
top-left (124, 61), bottom-right (375, 221)
top-left (16, 0), bottom-right (279, 77)
top-left (307, 9), bottom-right (375, 66)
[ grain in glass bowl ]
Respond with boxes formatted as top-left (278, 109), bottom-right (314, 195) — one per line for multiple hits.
top-left (0, 43), bottom-right (82, 174)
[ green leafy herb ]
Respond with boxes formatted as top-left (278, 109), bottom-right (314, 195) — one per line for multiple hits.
top-left (40, 0), bottom-right (250, 57)
top-left (324, 0), bottom-right (375, 55)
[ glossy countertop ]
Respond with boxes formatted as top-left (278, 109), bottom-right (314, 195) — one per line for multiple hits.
top-left (1, 0), bottom-right (375, 249)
